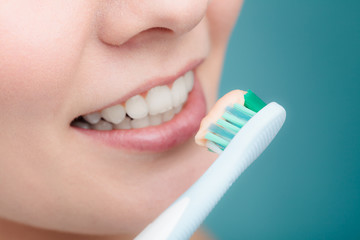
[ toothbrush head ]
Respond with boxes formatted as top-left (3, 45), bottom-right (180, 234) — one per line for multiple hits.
top-left (195, 89), bottom-right (267, 154)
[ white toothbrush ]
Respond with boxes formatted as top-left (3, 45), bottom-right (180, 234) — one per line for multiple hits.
top-left (135, 98), bottom-right (286, 240)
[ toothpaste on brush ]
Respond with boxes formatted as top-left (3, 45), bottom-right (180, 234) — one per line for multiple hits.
top-left (195, 89), bottom-right (247, 147)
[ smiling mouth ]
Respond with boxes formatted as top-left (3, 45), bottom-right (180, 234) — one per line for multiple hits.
top-left (69, 60), bottom-right (207, 152)
top-left (71, 70), bottom-right (195, 131)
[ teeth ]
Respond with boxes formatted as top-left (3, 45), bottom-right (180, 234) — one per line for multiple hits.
top-left (146, 85), bottom-right (173, 115)
top-left (75, 71), bottom-right (195, 130)
top-left (184, 71), bottom-right (194, 93)
top-left (114, 117), bottom-right (131, 130)
top-left (125, 95), bottom-right (149, 119)
top-left (131, 116), bottom-right (150, 129)
top-left (174, 104), bottom-right (182, 114)
top-left (83, 112), bottom-right (101, 124)
top-left (71, 121), bottom-right (91, 129)
top-left (171, 76), bottom-right (187, 107)
top-left (101, 104), bottom-right (126, 124)
top-left (162, 109), bottom-right (175, 122)
top-left (149, 114), bottom-right (162, 126)
top-left (92, 120), bottom-right (113, 130)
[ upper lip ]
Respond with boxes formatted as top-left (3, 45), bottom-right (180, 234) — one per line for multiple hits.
top-left (76, 58), bottom-right (204, 118)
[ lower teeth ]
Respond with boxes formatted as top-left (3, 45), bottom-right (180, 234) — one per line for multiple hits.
top-left (71, 105), bottom-right (183, 130)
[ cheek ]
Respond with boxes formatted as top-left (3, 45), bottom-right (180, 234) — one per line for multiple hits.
top-left (0, 1), bottom-right (97, 231)
top-left (0, 0), bottom-right (93, 224)
top-left (0, 1), bottom-right (93, 121)
top-left (207, 0), bottom-right (244, 44)
top-left (197, 0), bottom-right (244, 107)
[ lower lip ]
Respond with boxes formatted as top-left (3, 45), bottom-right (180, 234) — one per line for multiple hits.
top-left (73, 75), bottom-right (207, 152)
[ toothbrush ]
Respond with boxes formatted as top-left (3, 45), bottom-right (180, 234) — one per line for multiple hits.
top-left (135, 90), bottom-right (286, 240)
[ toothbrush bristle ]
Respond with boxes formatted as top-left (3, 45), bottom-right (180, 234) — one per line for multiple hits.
top-left (244, 90), bottom-right (267, 112)
top-left (205, 90), bottom-right (265, 153)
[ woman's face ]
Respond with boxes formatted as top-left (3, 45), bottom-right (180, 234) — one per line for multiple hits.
top-left (0, 0), bottom-right (243, 236)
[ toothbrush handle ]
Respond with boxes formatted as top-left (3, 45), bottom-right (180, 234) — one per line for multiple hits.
top-left (135, 102), bottom-right (286, 240)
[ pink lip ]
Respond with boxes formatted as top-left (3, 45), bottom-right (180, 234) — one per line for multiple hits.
top-left (72, 71), bottom-right (207, 152)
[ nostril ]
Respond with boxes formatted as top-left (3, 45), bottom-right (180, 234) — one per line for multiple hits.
top-left (138, 26), bottom-right (174, 38)
top-left (149, 27), bottom-right (173, 33)
top-left (100, 26), bottom-right (175, 48)
top-left (118, 27), bottom-right (175, 47)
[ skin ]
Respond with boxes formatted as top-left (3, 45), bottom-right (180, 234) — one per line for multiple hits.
top-left (0, 0), bottom-right (244, 239)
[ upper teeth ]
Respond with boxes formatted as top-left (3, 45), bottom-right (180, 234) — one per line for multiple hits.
top-left (125, 95), bottom-right (149, 119)
top-left (101, 104), bottom-right (126, 124)
top-left (146, 85), bottom-right (173, 115)
top-left (73, 70), bottom-right (194, 130)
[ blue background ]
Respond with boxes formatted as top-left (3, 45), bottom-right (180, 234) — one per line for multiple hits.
top-left (204, 1), bottom-right (360, 239)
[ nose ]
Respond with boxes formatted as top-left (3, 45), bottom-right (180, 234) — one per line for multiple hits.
top-left (97, 0), bottom-right (209, 46)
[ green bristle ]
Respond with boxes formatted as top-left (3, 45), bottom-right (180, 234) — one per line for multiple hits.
top-left (207, 148), bottom-right (215, 153)
top-left (222, 112), bottom-right (247, 128)
top-left (244, 89), bottom-right (266, 112)
top-left (207, 141), bottom-right (225, 153)
top-left (209, 124), bottom-right (235, 141)
top-left (205, 132), bottom-right (229, 148)
top-left (216, 119), bottom-right (240, 133)
top-left (234, 103), bottom-right (256, 117)
top-left (226, 106), bottom-right (251, 121)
